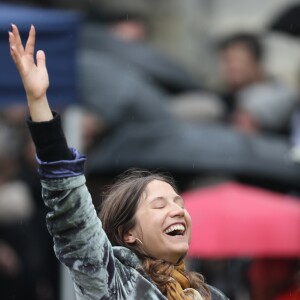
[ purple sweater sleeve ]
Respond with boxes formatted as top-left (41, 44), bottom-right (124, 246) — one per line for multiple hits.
top-left (36, 147), bottom-right (86, 179)
top-left (27, 112), bottom-right (86, 179)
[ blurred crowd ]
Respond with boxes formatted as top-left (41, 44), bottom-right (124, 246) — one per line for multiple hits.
top-left (0, 0), bottom-right (300, 299)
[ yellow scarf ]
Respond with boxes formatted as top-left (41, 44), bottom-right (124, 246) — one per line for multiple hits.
top-left (164, 261), bottom-right (204, 300)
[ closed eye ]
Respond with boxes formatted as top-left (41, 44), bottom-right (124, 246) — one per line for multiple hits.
top-left (153, 206), bottom-right (165, 209)
top-left (152, 202), bottom-right (166, 209)
top-left (151, 198), bottom-right (166, 209)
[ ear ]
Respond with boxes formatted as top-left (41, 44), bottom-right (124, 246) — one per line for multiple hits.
top-left (123, 230), bottom-right (136, 244)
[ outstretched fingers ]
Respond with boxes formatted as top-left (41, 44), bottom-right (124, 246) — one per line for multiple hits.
top-left (9, 32), bottom-right (23, 73)
top-left (11, 24), bottom-right (25, 55)
top-left (9, 24), bottom-right (39, 77)
top-left (25, 25), bottom-right (36, 56)
top-left (36, 50), bottom-right (46, 69)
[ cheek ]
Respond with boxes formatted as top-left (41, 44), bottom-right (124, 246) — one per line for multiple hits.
top-left (137, 211), bottom-right (167, 246)
top-left (135, 211), bottom-right (161, 237)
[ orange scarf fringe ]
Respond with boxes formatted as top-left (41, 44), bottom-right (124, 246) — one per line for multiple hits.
top-left (164, 261), bottom-right (204, 300)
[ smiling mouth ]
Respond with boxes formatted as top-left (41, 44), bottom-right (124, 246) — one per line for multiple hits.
top-left (164, 224), bottom-right (186, 237)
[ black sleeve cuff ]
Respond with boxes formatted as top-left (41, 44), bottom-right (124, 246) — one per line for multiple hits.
top-left (27, 112), bottom-right (73, 162)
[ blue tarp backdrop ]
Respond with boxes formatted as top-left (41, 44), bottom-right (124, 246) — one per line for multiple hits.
top-left (0, 3), bottom-right (81, 106)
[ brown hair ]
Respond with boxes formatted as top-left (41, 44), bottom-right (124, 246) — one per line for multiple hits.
top-left (99, 169), bottom-right (211, 299)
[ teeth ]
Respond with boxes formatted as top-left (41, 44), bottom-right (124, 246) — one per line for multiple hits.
top-left (164, 224), bottom-right (185, 234)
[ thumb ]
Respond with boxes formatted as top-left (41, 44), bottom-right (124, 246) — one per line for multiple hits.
top-left (36, 50), bottom-right (46, 69)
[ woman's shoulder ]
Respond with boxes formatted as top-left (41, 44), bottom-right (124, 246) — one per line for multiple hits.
top-left (207, 284), bottom-right (229, 300)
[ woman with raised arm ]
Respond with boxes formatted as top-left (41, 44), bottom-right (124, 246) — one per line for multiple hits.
top-left (8, 25), bottom-right (228, 300)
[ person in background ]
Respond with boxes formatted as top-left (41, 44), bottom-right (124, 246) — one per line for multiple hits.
top-left (78, 0), bottom-right (202, 144)
top-left (78, 0), bottom-right (225, 157)
top-left (218, 32), bottom-right (298, 136)
top-left (248, 258), bottom-right (300, 300)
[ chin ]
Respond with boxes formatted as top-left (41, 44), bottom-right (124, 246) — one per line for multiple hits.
top-left (161, 246), bottom-right (189, 264)
top-left (172, 246), bottom-right (189, 261)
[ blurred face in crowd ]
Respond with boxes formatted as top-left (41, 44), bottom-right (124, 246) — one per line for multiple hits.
top-left (125, 180), bottom-right (192, 264)
top-left (220, 43), bottom-right (264, 90)
top-left (110, 20), bottom-right (147, 42)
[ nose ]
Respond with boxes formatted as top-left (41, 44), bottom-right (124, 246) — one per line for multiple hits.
top-left (169, 203), bottom-right (185, 218)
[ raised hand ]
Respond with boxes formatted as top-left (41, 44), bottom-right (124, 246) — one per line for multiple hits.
top-left (9, 24), bottom-right (53, 122)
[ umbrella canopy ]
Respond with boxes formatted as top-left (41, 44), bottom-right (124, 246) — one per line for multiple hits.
top-left (183, 182), bottom-right (300, 258)
top-left (269, 3), bottom-right (300, 37)
top-left (87, 122), bottom-right (300, 190)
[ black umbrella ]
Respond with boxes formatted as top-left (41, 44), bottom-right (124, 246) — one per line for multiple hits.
top-left (269, 3), bottom-right (300, 37)
top-left (86, 122), bottom-right (300, 190)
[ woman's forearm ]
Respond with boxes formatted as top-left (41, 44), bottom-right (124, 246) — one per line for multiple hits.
top-left (27, 94), bottom-right (53, 122)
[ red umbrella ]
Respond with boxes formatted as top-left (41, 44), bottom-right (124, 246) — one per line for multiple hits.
top-left (183, 182), bottom-right (300, 258)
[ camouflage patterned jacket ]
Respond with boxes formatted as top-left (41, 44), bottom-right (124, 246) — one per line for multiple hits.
top-left (39, 149), bottom-right (228, 300)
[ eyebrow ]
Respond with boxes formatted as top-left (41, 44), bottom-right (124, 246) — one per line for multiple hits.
top-left (149, 195), bottom-right (184, 203)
